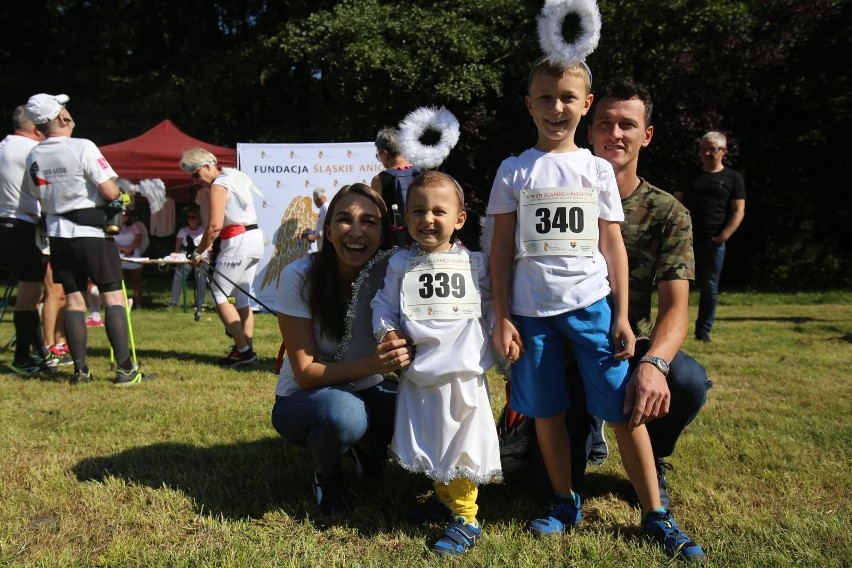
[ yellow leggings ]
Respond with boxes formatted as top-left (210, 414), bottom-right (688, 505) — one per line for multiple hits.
top-left (434, 478), bottom-right (478, 525)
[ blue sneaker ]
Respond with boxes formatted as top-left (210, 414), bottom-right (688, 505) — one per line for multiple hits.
top-left (9, 357), bottom-right (42, 378)
top-left (528, 493), bottom-right (582, 536)
top-left (430, 516), bottom-right (481, 556)
top-left (641, 509), bottom-right (706, 563)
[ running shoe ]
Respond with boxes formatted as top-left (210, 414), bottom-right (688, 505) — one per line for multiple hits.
top-left (641, 509), bottom-right (706, 562)
top-left (114, 364), bottom-right (146, 386)
top-left (70, 370), bottom-right (93, 385)
top-left (43, 344), bottom-right (73, 369)
top-left (85, 317), bottom-right (103, 327)
top-left (9, 358), bottom-right (42, 378)
top-left (528, 492), bottom-right (582, 536)
top-left (219, 346), bottom-right (257, 368)
top-left (312, 470), bottom-right (350, 516)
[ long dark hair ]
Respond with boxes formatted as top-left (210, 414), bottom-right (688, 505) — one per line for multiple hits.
top-left (306, 183), bottom-right (393, 340)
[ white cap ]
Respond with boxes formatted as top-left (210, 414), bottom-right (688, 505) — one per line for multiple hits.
top-left (26, 93), bottom-right (70, 125)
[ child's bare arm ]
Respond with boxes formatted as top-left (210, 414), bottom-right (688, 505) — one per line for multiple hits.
top-left (599, 219), bottom-right (635, 359)
top-left (490, 212), bottom-right (524, 359)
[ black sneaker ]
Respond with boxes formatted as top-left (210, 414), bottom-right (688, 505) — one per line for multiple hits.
top-left (628, 458), bottom-right (672, 510)
top-left (70, 370), bottom-right (93, 385)
top-left (219, 346), bottom-right (257, 368)
top-left (312, 470), bottom-right (350, 516)
top-left (345, 446), bottom-right (383, 477)
top-left (695, 334), bottom-right (712, 343)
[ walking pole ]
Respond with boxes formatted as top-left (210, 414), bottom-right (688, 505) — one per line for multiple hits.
top-left (200, 259), bottom-right (277, 314)
top-left (122, 279), bottom-right (137, 365)
top-left (193, 263), bottom-right (204, 322)
top-left (0, 277), bottom-right (15, 326)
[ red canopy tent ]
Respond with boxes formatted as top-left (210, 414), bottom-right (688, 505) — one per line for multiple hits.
top-left (100, 119), bottom-right (236, 190)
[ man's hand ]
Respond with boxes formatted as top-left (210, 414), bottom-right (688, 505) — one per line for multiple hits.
top-left (623, 360), bottom-right (671, 429)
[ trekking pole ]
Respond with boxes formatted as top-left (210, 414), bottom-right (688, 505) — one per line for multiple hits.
top-left (199, 259), bottom-right (276, 314)
top-left (122, 280), bottom-right (138, 365)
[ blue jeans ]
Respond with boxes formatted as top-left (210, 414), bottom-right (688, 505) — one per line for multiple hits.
top-left (271, 380), bottom-right (397, 479)
top-left (694, 237), bottom-right (726, 338)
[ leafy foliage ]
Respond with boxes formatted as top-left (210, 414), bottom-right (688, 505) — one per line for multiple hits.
top-left (0, 0), bottom-right (848, 288)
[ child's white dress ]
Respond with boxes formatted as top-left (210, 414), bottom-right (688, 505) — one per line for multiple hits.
top-left (372, 243), bottom-right (503, 485)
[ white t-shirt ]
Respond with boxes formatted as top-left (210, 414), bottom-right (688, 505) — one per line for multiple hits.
top-left (486, 147), bottom-right (623, 317)
top-left (271, 255), bottom-right (384, 398)
top-left (0, 134), bottom-right (40, 223)
top-left (309, 200), bottom-right (329, 253)
top-left (176, 225), bottom-right (205, 248)
top-left (25, 136), bottom-right (118, 239)
top-left (213, 169), bottom-right (258, 227)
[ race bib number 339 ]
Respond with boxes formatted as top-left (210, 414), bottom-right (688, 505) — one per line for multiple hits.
top-left (519, 186), bottom-right (599, 257)
top-left (402, 254), bottom-right (481, 320)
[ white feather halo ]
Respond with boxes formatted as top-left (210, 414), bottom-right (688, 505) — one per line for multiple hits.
top-left (398, 106), bottom-right (460, 170)
top-left (537, 0), bottom-right (601, 68)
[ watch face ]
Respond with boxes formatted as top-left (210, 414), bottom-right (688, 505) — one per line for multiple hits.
top-left (643, 356), bottom-right (668, 374)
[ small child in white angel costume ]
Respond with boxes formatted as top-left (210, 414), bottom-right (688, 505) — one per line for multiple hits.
top-left (372, 171), bottom-right (517, 557)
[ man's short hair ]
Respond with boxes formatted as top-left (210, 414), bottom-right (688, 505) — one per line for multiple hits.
top-left (702, 131), bottom-right (727, 149)
top-left (593, 79), bottom-right (654, 127)
top-left (375, 126), bottom-right (403, 156)
top-left (12, 106), bottom-right (31, 132)
top-left (312, 187), bottom-right (327, 200)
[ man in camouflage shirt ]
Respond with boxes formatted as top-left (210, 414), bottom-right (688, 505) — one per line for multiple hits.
top-left (582, 80), bottom-right (712, 507)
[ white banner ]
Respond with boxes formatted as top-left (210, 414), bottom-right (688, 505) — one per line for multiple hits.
top-left (237, 142), bottom-right (382, 308)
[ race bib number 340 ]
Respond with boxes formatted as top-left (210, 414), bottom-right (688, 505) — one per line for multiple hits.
top-left (402, 254), bottom-right (481, 320)
top-left (519, 186), bottom-right (599, 257)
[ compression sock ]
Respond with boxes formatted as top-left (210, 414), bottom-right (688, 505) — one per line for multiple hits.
top-left (13, 310), bottom-right (39, 364)
top-left (64, 310), bottom-right (89, 373)
top-left (104, 305), bottom-right (132, 370)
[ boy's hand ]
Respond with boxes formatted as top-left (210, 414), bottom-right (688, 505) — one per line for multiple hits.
top-left (493, 318), bottom-right (524, 362)
top-left (612, 320), bottom-right (635, 360)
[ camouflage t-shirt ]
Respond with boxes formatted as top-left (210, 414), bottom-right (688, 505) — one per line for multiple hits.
top-left (621, 179), bottom-right (694, 338)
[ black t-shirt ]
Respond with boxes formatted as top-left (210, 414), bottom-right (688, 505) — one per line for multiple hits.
top-left (679, 167), bottom-right (746, 238)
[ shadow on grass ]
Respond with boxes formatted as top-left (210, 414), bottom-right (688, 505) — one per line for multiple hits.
top-left (70, 438), bottom-right (459, 538)
top-left (718, 316), bottom-right (819, 323)
top-left (69, 436), bottom-right (641, 540)
top-left (72, 438), bottom-right (316, 521)
top-left (81, 347), bottom-right (278, 373)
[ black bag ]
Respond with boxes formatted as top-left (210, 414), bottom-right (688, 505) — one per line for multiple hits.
top-left (496, 382), bottom-right (533, 474)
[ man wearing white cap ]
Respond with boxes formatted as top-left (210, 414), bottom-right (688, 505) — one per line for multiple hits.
top-left (24, 93), bottom-right (146, 386)
top-left (0, 106), bottom-right (46, 376)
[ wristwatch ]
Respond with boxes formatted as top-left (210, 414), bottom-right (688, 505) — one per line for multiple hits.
top-left (639, 355), bottom-right (670, 376)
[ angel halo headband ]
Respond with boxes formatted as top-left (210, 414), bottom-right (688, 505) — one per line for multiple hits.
top-left (397, 106), bottom-right (460, 170)
top-left (536, 0), bottom-right (601, 79)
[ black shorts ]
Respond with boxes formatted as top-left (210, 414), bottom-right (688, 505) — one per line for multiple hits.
top-left (0, 218), bottom-right (45, 283)
top-left (49, 236), bottom-right (123, 294)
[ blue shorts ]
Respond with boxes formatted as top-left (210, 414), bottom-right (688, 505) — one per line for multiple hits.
top-left (510, 297), bottom-right (630, 423)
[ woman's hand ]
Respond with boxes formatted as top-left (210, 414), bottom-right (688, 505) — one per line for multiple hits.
top-left (375, 336), bottom-right (413, 373)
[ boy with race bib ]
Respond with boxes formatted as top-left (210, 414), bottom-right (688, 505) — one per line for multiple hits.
top-left (372, 171), bottom-right (510, 557)
top-left (487, 59), bottom-right (705, 561)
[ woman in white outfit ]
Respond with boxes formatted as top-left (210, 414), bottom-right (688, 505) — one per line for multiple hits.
top-left (180, 148), bottom-right (264, 367)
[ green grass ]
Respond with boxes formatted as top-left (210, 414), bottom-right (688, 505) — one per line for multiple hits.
top-left (1, 285), bottom-right (850, 567)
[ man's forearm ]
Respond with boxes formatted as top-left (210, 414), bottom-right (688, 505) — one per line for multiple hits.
top-left (646, 279), bottom-right (689, 361)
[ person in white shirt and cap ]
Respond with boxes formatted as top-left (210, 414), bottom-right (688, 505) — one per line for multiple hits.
top-left (24, 93), bottom-right (149, 386)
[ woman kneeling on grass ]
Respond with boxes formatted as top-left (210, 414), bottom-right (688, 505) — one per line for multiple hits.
top-left (270, 183), bottom-right (412, 516)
